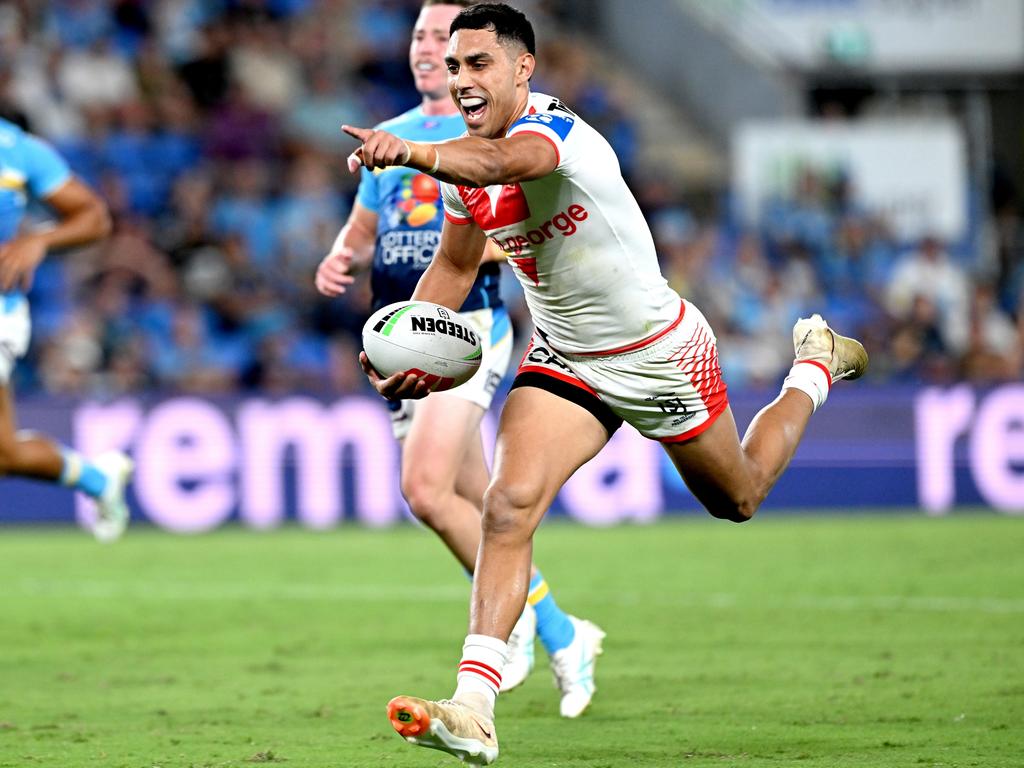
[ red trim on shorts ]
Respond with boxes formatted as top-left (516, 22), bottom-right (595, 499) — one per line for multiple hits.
top-left (578, 301), bottom-right (686, 357)
top-left (516, 365), bottom-right (599, 396)
top-left (513, 129), bottom-right (561, 167)
top-left (658, 397), bottom-right (729, 444)
top-left (445, 211), bottom-right (472, 225)
top-left (795, 359), bottom-right (832, 389)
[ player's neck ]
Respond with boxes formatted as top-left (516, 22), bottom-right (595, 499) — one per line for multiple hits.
top-left (420, 94), bottom-right (459, 117)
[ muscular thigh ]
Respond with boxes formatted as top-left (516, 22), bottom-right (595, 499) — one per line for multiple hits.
top-left (489, 385), bottom-right (609, 513)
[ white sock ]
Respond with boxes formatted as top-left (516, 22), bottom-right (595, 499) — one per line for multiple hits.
top-left (453, 634), bottom-right (508, 716)
top-left (782, 361), bottom-right (831, 412)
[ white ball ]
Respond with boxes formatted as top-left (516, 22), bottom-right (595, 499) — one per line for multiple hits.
top-left (362, 301), bottom-right (482, 391)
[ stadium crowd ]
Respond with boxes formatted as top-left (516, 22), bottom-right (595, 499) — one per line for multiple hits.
top-left (0, 0), bottom-right (1021, 397)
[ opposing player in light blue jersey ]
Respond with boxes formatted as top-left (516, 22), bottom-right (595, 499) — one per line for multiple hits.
top-left (0, 116), bottom-right (133, 541)
top-left (315, 0), bottom-right (602, 714)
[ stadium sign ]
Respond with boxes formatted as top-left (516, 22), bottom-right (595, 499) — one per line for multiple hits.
top-left (1, 385), bottom-right (1020, 528)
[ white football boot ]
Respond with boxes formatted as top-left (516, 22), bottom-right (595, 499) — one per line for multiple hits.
top-left (549, 616), bottom-right (606, 718)
top-left (793, 313), bottom-right (868, 381)
top-left (387, 695), bottom-right (498, 766)
top-left (501, 604), bottom-right (536, 692)
top-left (90, 451), bottom-right (134, 543)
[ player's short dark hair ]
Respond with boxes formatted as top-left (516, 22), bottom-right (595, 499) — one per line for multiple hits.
top-left (450, 2), bottom-right (535, 55)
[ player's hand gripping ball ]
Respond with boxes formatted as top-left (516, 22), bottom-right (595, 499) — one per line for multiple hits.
top-left (362, 301), bottom-right (482, 392)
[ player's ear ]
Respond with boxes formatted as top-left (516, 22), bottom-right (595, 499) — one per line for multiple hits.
top-left (516, 52), bottom-right (535, 84)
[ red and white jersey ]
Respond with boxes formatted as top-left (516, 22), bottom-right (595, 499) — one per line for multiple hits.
top-left (441, 91), bottom-right (680, 356)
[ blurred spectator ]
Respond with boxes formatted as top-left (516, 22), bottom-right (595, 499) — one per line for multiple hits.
top-left (885, 236), bottom-right (972, 354)
top-left (2, 0), bottom-right (1017, 398)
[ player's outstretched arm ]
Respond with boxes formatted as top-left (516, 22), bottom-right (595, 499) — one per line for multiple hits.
top-left (316, 202), bottom-right (377, 297)
top-left (343, 125), bottom-right (558, 188)
top-left (0, 177), bottom-right (111, 292)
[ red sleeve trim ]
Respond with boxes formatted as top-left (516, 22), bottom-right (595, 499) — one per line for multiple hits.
top-left (444, 211), bottom-right (472, 225)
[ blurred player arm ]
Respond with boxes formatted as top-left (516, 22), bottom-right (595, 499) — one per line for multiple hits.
top-left (315, 201), bottom-right (378, 297)
top-left (343, 126), bottom-right (558, 187)
top-left (0, 177), bottom-right (111, 292)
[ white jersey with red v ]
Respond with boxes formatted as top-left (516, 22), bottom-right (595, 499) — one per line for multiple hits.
top-left (441, 92), bottom-right (681, 356)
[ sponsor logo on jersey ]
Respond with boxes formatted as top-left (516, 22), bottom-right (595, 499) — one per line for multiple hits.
top-left (490, 204), bottom-right (590, 285)
top-left (379, 229), bottom-right (439, 268)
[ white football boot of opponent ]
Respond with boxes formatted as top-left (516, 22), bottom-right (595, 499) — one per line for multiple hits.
top-left (500, 604), bottom-right (536, 692)
top-left (90, 451), bottom-right (134, 543)
top-left (793, 313), bottom-right (868, 381)
top-left (549, 616), bottom-right (606, 718)
top-left (387, 695), bottom-right (498, 766)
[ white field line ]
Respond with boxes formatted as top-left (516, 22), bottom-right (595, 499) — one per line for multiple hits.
top-left (10, 579), bottom-right (1024, 614)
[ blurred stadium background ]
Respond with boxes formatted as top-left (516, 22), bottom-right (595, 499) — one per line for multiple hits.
top-left (2, 0), bottom-right (1022, 527)
top-left (1, 3), bottom-right (1023, 768)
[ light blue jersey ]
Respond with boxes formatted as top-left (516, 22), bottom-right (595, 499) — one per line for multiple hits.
top-left (355, 107), bottom-right (501, 313)
top-left (0, 117), bottom-right (71, 304)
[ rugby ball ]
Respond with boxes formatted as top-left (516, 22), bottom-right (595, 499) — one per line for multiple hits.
top-left (362, 301), bottom-right (482, 391)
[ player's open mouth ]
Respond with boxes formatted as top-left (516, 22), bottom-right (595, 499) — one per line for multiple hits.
top-left (460, 97), bottom-right (487, 123)
top-left (415, 62), bottom-right (436, 72)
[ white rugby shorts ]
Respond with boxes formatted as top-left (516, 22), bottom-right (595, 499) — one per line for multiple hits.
top-left (0, 294), bottom-right (31, 386)
top-left (512, 300), bottom-right (729, 442)
top-left (389, 305), bottom-right (513, 440)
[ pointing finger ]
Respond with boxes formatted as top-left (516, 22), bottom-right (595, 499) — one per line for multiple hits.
top-left (342, 125), bottom-right (373, 142)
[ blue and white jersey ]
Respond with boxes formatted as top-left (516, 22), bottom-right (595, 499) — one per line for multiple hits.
top-left (356, 107), bottom-right (501, 313)
top-left (0, 117), bottom-right (71, 304)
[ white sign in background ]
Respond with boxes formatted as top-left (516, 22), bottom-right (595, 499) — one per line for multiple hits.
top-left (733, 120), bottom-right (968, 241)
top-left (736, 0), bottom-right (1024, 72)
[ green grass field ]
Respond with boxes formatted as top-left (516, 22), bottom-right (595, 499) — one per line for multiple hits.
top-left (0, 514), bottom-right (1022, 768)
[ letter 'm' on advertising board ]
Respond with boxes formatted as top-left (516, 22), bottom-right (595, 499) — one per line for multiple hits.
top-left (238, 397), bottom-right (401, 529)
top-left (135, 398), bottom-right (237, 532)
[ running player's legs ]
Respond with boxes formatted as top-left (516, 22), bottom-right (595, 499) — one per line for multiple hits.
top-left (0, 385), bottom-right (64, 480)
top-left (0, 296), bottom-right (133, 539)
top-left (0, 297), bottom-right (62, 480)
top-left (401, 391), bottom-right (490, 571)
top-left (470, 385), bottom-right (609, 642)
top-left (662, 394), bottom-right (812, 522)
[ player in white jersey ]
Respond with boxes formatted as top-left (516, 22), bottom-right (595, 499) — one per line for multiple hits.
top-left (316, 1), bottom-right (602, 713)
top-left (343, 4), bottom-right (867, 764)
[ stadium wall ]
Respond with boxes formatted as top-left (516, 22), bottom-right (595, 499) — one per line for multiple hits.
top-left (1, 385), bottom-right (1021, 530)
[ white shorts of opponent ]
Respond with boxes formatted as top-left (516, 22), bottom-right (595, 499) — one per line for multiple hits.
top-left (388, 305), bottom-right (514, 441)
top-left (0, 293), bottom-right (31, 386)
top-left (512, 299), bottom-right (729, 443)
